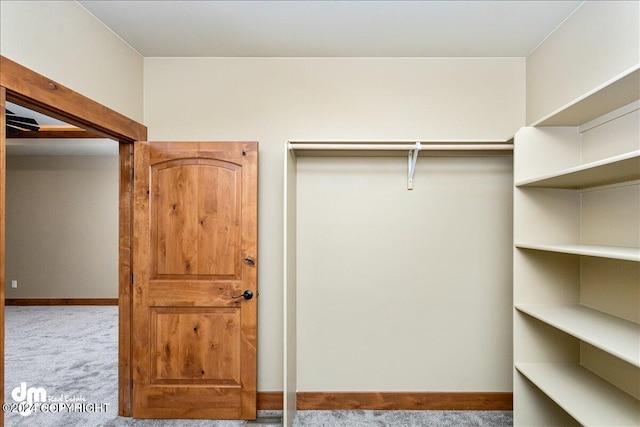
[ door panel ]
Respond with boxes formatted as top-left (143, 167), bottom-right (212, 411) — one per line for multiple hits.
top-left (151, 307), bottom-right (240, 384)
top-left (152, 159), bottom-right (241, 278)
top-left (132, 141), bottom-right (257, 419)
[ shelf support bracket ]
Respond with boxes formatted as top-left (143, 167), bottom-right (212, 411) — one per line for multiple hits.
top-left (407, 141), bottom-right (422, 190)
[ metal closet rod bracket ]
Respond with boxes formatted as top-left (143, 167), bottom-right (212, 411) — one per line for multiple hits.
top-left (407, 141), bottom-right (422, 190)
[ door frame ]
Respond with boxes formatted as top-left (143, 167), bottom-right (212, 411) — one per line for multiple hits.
top-left (0, 55), bottom-right (147, 421)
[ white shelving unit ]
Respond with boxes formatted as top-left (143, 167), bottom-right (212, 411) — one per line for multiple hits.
top-left (516, 364), bottom-right (640, 427)
top-left (515, 243), bottom-right (640, 262)
top-left (515, 304), bottom-right (640, 367)
top-left (513, 67), bottom-right (640, 426)
top-left (515, 150), bottom-right (640, 189)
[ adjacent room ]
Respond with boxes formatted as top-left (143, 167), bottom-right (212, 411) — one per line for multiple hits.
top-left (4, 102), bottom-right (120, 426)
top-left (0, 1), bottom-right (638, 427)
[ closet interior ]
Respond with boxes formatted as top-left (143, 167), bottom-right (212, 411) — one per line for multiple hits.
top-left (284, 65), bottom-right (640, 427)
top-left (284, 139), bottom-right (515, 427)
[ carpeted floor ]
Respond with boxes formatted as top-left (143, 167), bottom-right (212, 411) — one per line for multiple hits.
top-left (4, 306), bottom-right (512, 426)
top-left (293, 410), bottom-right (512, 426)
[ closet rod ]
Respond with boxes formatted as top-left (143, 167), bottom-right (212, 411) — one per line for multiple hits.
top-left (288, 141), bottom-right (513, 190)
top-left (288, 143), bottom-right (513, 151)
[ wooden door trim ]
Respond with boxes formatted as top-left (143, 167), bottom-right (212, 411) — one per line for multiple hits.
top-left (0, 56), bottom-right (146, 142)
top-left (118, 143), bottom-right (134, 416)
top-left (0, 86), bottom-right (6, 427)
top-left (0, 56), bottom-right (147, 420)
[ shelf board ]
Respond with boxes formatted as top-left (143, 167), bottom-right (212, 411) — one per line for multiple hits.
top-left (516, 363), bottom-right (640, 426)
top-left (515, 150), bottom-right (640, 189)
top-left (533, 66), bottom-right (640, 127)
top-left (516, 304), bottom-right (640, 367)
top-left (516, 243), bottom-right (640, 262)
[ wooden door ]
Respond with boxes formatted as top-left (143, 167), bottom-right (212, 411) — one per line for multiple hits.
top-left (132, 141), bottom-right (258, 419)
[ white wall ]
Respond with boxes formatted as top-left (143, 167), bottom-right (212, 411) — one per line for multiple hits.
top-left (296, 155), bottom-right (514, 391)
top-left (5, 154), bottom-right (119, 299)
top-left (526, 1), bottom-right (640, 125)
top-left (0, 0), bottom-right (144, 122)
top-left (144, 57), bottom-right (525, 391)
top-left (0, 1), bottom-right (141, 300)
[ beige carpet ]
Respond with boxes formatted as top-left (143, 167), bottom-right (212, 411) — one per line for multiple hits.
top-left (4, 306), bottom-right (512, 426)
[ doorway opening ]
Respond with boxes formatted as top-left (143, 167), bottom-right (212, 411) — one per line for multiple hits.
top-left (1, 55), bottom-right (148, 423)
top-left (4, 101), bottom-right (120, 424)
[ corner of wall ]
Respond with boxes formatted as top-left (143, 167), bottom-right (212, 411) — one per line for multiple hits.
top-left (0, 0), bottom-right (144, 122)
top-left (525, 1), bottom-right (640, 125)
